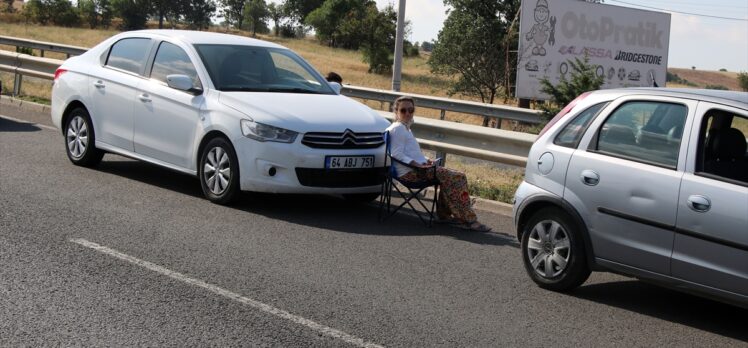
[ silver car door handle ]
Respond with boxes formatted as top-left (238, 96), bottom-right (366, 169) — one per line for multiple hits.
top-left (580, 170), bottom-right (600, 186)
top-left (138, 94), bottom-right (151, 103)
top-left (687, 195), bottom-right (711, 212)
top-left (93, 81), bottom-right (105, 88)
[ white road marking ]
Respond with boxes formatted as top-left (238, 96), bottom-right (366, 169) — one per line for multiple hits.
top-left (70, 238), bottom-right (384, 348)
top-left (0, 114), bottom-right (57, 131)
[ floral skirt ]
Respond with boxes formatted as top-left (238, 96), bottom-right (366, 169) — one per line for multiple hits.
top-left (400, 166), bottom-right (477, 223)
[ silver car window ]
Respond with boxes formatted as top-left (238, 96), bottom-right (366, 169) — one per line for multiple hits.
top-left (150, 41), bottom-right (201, 88)
top-left (595, 101), bottom-right (687, 168)
top-left (697, 110), bottom-right (748, 185)
top-left (106, 38), bottom-right (152, 75)
top-left (554, 102), bottom-right (608, 148)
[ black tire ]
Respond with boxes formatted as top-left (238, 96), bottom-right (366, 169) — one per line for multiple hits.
top-left (343, 192), bottom-right (381, 203)
top-left (520, 207), bottom-right (591, 291)
top-left (199, 137), bottom-right (240, 205)
top-left (64, 107), bottom-right (104, 167)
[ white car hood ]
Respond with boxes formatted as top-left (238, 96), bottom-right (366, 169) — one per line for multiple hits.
top-left (219, 92), bottom-right (390, 133)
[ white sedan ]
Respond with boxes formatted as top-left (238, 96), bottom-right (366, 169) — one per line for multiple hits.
top-left (51, 30), bottom-right (390, 204)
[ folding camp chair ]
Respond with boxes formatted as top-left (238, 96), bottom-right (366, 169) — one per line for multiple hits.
top-left (378, 131), bottom-right (440, 226)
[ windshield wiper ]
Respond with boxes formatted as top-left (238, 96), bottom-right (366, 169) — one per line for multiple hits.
top-left (265, 87), bottom-right (323, 94)
top-left (220, 87), bottom-right (270, 92)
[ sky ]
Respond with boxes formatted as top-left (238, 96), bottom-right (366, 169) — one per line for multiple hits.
top-left (266, 0), bottom-right (748, 72)
top-left (370, 0), bottom-right (748, 72)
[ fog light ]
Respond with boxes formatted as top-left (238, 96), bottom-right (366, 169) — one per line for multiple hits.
top-left (268, 167), bottom-right (277, 176)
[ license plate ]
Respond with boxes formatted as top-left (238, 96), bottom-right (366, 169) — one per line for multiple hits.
top-left (325, 155), bottom-right (374, 169)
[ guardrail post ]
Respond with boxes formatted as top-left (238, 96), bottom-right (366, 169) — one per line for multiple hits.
top-left (435, 109), bottom-right (447, 165)
top-left (40, 49), bottom-right (44, 57)
top-left (13, 72), bottom-right (22, 97)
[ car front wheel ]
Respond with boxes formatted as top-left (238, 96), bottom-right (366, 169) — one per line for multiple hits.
top-left (199, 137), bottom-right (240, 205)
top-left (64, 107), bottom-right (104, 167)
top-left (521, 207), bottom-right (591, 291)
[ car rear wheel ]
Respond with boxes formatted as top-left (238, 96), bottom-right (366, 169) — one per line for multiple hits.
top-left (64, 107), bottom-right (104, 167)
top-left (521, 207), bottom-right (590, 291)
top-left (199, 137), bottom-right (240, 205)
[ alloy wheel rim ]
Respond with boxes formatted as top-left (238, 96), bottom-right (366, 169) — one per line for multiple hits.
top-left (526, 220), bottom-right (571, 278)
top-left (66, 116), bottom-right (88, 158)
top-left (204, 146), bottom-right (231, 195)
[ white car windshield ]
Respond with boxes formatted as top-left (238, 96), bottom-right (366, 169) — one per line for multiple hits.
top-left (194, 44), bottom-right (334, 94)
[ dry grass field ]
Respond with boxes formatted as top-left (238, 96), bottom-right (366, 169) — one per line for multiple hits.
top-left (668, 68), bottom-right (741, 90)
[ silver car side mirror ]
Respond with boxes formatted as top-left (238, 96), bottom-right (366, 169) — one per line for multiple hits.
top-left (328, 81), bottom-right (342, 95)
top-left (166, 74), bottom-right (202, 95)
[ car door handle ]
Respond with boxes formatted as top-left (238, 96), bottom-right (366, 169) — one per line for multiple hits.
top-left (138, 94), bottom-right (151, 103)
top-left (93, 81), bottom-right (105, 89)
top-left (687, 195), bottom-right (711, 212)
top-left (580, 170), bottom-right (600, 186)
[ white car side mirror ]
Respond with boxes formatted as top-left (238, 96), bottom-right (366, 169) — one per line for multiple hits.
top-left (166, 74), bottom-right (202, 95)
top-left (328, 81), bottom-right (342, 95)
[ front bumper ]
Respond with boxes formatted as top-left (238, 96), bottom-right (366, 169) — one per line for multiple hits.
top-left (234, 135), bottom-right (386, 194)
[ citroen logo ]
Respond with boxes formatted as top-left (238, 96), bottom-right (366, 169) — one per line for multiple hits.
top-left (342, 129), bottom-right (357, 144)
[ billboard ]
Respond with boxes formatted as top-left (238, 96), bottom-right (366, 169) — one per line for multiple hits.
top-left (516, 0), bottom-right (671, 100)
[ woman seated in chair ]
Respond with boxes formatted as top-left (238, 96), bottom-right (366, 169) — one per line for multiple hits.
top-left (385, 96), bottom-right (492, 232)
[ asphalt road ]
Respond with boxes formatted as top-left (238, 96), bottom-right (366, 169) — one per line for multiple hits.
top-left (1, 103), bottom-right (746, 347)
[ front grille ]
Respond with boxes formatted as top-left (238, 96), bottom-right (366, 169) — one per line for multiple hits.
top-left (302, 129), bottom-right (384, 149)
top-left (295, 167), bottom-right (386, 187)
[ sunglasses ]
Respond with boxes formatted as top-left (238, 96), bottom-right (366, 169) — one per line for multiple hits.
top-left (398, 107), bottom-right (415, 114)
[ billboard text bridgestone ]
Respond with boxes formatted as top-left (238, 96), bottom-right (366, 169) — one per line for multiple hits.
top-left (516, 0), bottom-right (671, 100)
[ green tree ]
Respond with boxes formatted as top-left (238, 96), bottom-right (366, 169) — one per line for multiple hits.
top-left (23, 0), bottom-right (53, 25)
top-left (3, 0), bottom-right (15, 13)
top-left (183, 0), bottom-right (216, 30)
top-left (267, 2), bottom-right (284, 36)
top-left (243, 0), bottom-right (269, 36)
top-left (538, 56), bottom-right (604, 119)
top-left (50, 0), bottom-right (80, 27)
top-left (738, 72), bottom-right (748, 92)
top-left (359, 3), bottom-right (396, 74)
top-left (79, 0), bottom-right (112, 28)
top-left (112, 0), bottom-right (150, 30)
top-left (306, 0), bottom-right (367, 48)
top-left (284, 0), bottom-right (324, 26)
top-left (428, 0), bottom-right (520, 125)
top-left (219, 0), bottom-right (247, 29)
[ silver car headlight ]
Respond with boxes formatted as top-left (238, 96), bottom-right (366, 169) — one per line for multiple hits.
top-left (240, 119), bottom-right (298, 143)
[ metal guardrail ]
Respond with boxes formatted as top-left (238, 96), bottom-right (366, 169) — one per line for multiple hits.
top-left (0, 35), bottom-right (88, 58)
top-left (0, 36), bottom-right (538, 167)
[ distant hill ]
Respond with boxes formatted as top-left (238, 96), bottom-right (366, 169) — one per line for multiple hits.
top-left (667, 68), bottom-right (742, 91)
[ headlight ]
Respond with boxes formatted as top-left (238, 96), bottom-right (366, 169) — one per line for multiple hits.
top-left (240, 119), bottom-right (298, 143)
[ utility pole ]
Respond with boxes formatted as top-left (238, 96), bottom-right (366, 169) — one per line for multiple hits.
top-left (391, 0), bottom-right (406, 92)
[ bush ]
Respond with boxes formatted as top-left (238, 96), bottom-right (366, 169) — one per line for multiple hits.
top-left (719, 68), bottom-right (727, 72)
top-left (538, 56), bottom-right (604, 120)
top-left (16, 46), bottom-right (35, 56)
top-left (738, 72), bottom-right (748, 92)
top-left (705, 84), bottom-right (728, 90)
top-left (279, 24), bottom-right (298, 38)
top-left (362, 44), bottom-right (391, 74)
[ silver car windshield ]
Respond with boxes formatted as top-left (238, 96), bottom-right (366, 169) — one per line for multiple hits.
top-left (194, 44), bottom-right (334, 94)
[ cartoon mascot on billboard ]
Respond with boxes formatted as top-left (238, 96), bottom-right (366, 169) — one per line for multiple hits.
top-left (526, 0), bottom-right (556, 56)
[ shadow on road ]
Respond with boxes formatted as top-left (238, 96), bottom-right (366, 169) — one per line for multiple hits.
top-left (96, 160), bottom-right (205, 199)
top-left (92, 157), bottom-right (519, 248)
top-left (572, 280), bottom-right (748, 341)
top-left (234, 192), bottom-right (519, 247)
top-left (0, 117), bottom-right (42, 132)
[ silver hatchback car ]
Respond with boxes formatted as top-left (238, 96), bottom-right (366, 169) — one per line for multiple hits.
top-left (513, 88), bottom-right (748, 308)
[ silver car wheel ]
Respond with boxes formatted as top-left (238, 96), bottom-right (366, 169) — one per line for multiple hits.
top-left (203, 146), bottom-right (231, 195)
top-left (526, 220), bottom-right (572, 278)
top-left (66, 116), bottom-right (88, 158)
